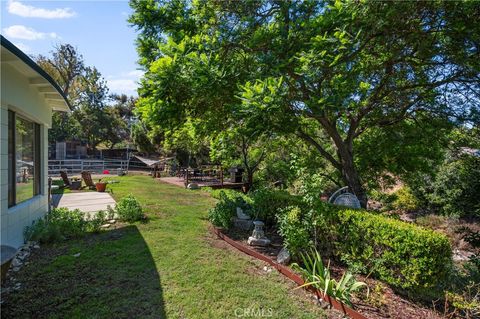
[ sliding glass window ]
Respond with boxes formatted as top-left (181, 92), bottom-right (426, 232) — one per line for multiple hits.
top-left (8, 111), bottom-right (41, 207)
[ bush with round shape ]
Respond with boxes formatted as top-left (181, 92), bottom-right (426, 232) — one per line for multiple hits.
top-left (115, 194), bottom-right (144, 222)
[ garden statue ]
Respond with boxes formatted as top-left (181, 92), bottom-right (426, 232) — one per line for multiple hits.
top-left (233, 207), bottom-right (252, 230)
top-left (247, 221), bottom-right (271, 246)
top-left (328, 186), bottom-right (361, 209)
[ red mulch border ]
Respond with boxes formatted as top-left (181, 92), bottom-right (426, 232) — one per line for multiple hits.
top-left (211, 226), bottom-right (368, 319)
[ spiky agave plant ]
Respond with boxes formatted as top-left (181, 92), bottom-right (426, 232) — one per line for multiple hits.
top-left (292, 249), bottom-right (368, 307)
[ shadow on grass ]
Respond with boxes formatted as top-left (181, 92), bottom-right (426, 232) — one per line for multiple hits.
top-left (1, 225), bottom-right (167, 319)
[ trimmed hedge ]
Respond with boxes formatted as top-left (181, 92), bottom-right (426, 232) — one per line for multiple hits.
top-left (278, 202), bottom-right (452, 292)
top-left (335, 207), bottom-right (452, 291)
top-left (250, 188), bottom-right (303, 226)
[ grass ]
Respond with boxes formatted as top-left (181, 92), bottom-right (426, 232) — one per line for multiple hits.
top-left (15, 180), bottom-right (34, 203)
top-left (2, 175), bottom-right (332, 319)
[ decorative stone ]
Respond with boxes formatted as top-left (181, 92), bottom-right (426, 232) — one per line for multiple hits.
top-left (187, 183), bottom-right (200, 190)
top-left (11, 258), bottom-right (22, 268)
top-left (236, 207), bottom-right (250, 220)
top-left (16, 252), bottom-right (29, 261)
top-left (247, 221), bottom-right (271, 246)
top-left (251, 221), bottom-right (265, 239)
top-left (276, 247), bottom-right (291, 265)
top-left (247, 237), bottom-right (271, 246)
top-left (73, 253), bottom-right (81, 258)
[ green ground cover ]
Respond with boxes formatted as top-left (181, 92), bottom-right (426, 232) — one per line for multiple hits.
top-left (2, 175), bottom-right (332, 319)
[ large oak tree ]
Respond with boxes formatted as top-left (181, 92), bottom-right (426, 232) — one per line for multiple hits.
top-left (130, 0), bottom-right (479, 206)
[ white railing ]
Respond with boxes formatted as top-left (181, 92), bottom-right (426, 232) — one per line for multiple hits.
top-left (48, 158), bottom-right (149, 175)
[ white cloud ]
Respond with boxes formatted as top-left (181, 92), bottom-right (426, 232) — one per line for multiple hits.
top-left (8, 0), bottom-right (76, 19)
top-left (12, 42), bottom-right (31, 53)
top-left (106, 70), bottom-right (144, 96)
top-left (3, 25), bottom-right (59, 40)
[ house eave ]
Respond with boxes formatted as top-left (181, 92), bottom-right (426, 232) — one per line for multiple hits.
top-left (1, 35), bottom-right (71, 112)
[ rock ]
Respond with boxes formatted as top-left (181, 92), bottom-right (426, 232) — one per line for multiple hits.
top-left (276, 247), bottom-right (291, 265)
top-left (101, 224), bottom-right (111, 229)
top-left (247, 237), bottom-right (271, 246)
top-left (17, 252), bottom-right (29, 261)
top-left (107, 219), bottom-right (116, 224)
top-left (236, 207), bottom-right (251, 220)
top-left (12, 267), bottom-right (20, 272)
top-left (73, 253), bottom-right (81, 258)
top-left (11, 258), bottom-right (22, 267)
top-left (263, 266), bottom-right (273, 273)
top-left (233, 218), bottom-right (253, 230)
top-left (187, 183), bottom-right (200, 190)
top-left (33, 245), bottom-right (40, 249)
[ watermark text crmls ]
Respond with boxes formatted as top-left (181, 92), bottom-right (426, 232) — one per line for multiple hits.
top-left (234, 307), bottom-right (274, 317)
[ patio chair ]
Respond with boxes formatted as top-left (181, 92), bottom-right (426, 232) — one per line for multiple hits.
top-left (81, 171), bottom-right (96, 190)
top-left (59, 171), bottom-right (71, 189)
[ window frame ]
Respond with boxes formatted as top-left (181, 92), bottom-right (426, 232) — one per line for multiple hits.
top-left (7, 110), bottom-right (42, 208)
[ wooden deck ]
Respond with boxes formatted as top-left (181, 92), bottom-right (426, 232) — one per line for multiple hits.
top-left (159, 177), bottom-right (245, 189)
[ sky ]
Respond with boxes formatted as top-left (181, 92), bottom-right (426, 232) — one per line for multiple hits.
top-left (1, 0), bottom-right (142, 96)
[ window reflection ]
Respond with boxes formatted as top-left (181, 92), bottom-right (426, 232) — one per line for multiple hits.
top-left (15, 116), bottom-right (35, 203)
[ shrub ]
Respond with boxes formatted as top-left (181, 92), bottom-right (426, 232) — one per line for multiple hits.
top-left (24, 207), bottom-right (108, 244)
top-left (277, 207), bottom-right (311, 256)
top-left (392, 186), bottom-right (419, 211)
top-left (208, 192), bottom-right (238, 229)
top-left (334, 207), bottom-right (452, 291)
top-left (250, 188), bottom-right (303, 226)
top-left (115, 194), bottom-right (144, 222)
top-left (208, 189), bottom-right (255, 228)
top-left (278, 201), bottom-right (452, 292)
top-left (428, 155), bottom-right (480, 217)
top-left (292, 249), bottom-right (367, 307)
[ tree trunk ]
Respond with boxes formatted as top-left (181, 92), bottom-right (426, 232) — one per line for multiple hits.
top-left (298, 129), bottom-right (368, 207)
top-left (339, 155), bottom-right (367, 208)
top-left (247, 170), bottom-right (254, 189)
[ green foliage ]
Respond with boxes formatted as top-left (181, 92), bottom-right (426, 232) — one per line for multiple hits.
top-left (428, 155), bottom-right (480, 218)
top-left (334, 208), bottom-right (452, 292)
top-left (277, 207), bottom-right (311, 256)
top-left (130, 0), bottom-right (479, 208)
top-left (207, 188), bottom-right (303, 229)
top-left (115, 194), bottom-right (144, 222)
top-left (292, 249), bottom-right (367, 307)
top-left (207, 190), bottom-right (252, 229)
top-left (24, 208), bottom-right (109, 244)
top-left (279, 201), bottom-right (452, 292)
top-left (250, 188), bottom-right (303, 226)
top-left (207, 192), bottom-right (237, 229)
top-left (392, 186), bottom-right (419, 211)
top-left (444, 284), bottom-right (480, 319)
top-left (37, 45), bottom-right (136, 150)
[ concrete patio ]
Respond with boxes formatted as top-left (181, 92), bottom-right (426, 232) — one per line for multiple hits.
top-left (52, 192), bottom-right (116, 219)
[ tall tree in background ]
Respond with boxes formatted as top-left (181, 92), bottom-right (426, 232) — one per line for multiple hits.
top-left (38, 46), bottom-right (138, 152)
top-left (130, 0), bottom-right (479, 206)
top-left (75, 66), bottom-right (111, 150)
top-left (36, 44), bottom-right (84, 143)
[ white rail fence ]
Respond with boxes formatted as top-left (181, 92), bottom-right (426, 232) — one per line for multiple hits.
top-left (48, 159), bottom-right (149, 175)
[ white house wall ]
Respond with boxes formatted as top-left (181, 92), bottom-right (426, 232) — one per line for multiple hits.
top-left (1, 64), bottom-right (51, 248)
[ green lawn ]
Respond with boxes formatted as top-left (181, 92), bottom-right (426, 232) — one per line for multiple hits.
top-left (2, 175), bottom-right (333, 319)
